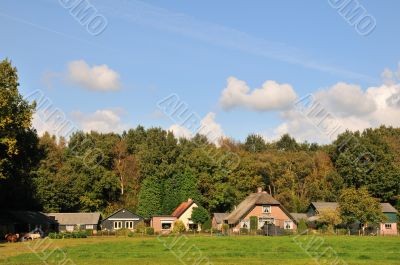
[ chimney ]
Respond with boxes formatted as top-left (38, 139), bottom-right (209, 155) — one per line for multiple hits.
top-left (257, 187), bottom-right (263, 193)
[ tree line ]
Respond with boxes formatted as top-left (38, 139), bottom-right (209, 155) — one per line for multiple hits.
top-left (1, 59), bottom-right (399, 219)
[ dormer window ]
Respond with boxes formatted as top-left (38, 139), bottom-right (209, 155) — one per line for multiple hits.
top-left (262, 205), bottom-right (271, 214)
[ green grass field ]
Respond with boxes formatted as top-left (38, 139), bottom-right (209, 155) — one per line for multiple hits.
top-left (1, 235), bottom-right (399, 265)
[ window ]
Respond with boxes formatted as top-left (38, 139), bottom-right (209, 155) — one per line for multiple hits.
top-left (161, 222), bottom-right (172, 230)
top-left (241, 221), bottom-right (249, 228)
top-left (126, 221), bottom-right (134, 229)
top-left (66, 225), bottom-right (74, 232)
top-left (385, 223), bottom-right (392, 229)
top-left (284, 220), bottom-right (293, 230)
top-left (258, 218), bottom-right (274, 229)
top-left (262, 205), bottom-right (271, 214)
top-left (113, 221), bottom-right (122, 230)
top-left (85, 224), bottom-right (94, 230)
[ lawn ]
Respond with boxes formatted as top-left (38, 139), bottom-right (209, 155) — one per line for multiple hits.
top-left (1, 235), bottom-right (399, 265)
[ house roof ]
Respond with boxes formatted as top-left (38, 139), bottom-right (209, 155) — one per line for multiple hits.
top-left (102, 208), bottom-right (143, 221)
top-left (2, 211), bottom-right (58, 225)
top-left (310, 202), bottom-right (338, 213)
top-left (47, 213), bottom-right (100, 225)
top-left (310, 202), bottom-right (398, 214)
top-left (380, 203), bottom-right (398, 213)
top-left (225, 192), bottom-right (284, 224)
top-left (290, 213), bottom-right (308, 222)
top-left (213, 213), bottom-right (229, 224)
top-left (171, 199), bottom-right (195, 218)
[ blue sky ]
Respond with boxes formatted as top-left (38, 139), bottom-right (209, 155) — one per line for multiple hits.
top-left (1, 0), bottom-right (400, 143)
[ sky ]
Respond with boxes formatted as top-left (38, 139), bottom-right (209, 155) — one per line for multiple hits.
top-left (1, 0), bottom-right (400, 144)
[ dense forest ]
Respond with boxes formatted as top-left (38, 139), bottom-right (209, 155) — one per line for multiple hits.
top-left (1, 59), bottom-right (399, 218)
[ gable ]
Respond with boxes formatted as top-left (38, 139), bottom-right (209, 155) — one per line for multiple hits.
top-left (104, 209), bottom-right (143, 221)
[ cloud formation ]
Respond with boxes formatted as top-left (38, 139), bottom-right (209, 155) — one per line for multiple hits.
top-left (271, 82), bottom-right (400, 143)
top-left (72, 109), bottom-right (129, 133)
top-left (220, 77), bottom-right (297, 111)
top-left (67, 60), bottom-right (121, 91)
top-left (168, 112), bottom-right (225, 145)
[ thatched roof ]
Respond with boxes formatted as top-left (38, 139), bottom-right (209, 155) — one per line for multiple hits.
top-left (380, 203), bottom-right (398, 213)
top-left (225, 192), bottom-right (282, 224)
top-left (213, 213), bottom-right (228, 224)
top-left (290, 213), bottom-right (308, 222)
top-left (47, 213), bottom-right (100, 225)
top-left (310, 202), bottom-right (398, 214)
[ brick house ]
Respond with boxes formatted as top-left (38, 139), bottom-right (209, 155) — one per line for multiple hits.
top-left (222, 188), bottom-right (297, 232)
top-left (151, 198), bottom-right (200, 234)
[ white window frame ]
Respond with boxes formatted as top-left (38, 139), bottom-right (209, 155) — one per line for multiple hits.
top-left (262, 205), bottom-right (271, 214)
top-left (66, 225), bottom-right (74, 232)
top-left (240, 220), bottom-right (249, 229)
top-left (113, 221), bottom-right (122, 230)
top-left (161, 221), bottom-right (173, 230)
top-left (258, 217), bottom-right (274, 229)
top-left (85, 224), bottom-right (94, 230)
top-left (126, 221), bottom-right (134, 229)
top-left (284, 220), bottom-right (293, 230)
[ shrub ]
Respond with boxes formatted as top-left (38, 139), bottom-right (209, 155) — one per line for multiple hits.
top-left (201, 219), bottom-right (212, 231)
top-left (240, 228), bottom-right (249, 234)
top-left (297, 219), bottom-right (308, 234)
top-left (250, 216), bottom-right (258, 231)
top-left (145, 227), bottom-right (154, 235)
top-left (172, 220), bottom-right (186, 234)
top-left (221, 224), bottom-right (229, 235)
top-left (135, 221), bottom-right (146, 234)
top-left (127, 231), bottom-right (134, 237)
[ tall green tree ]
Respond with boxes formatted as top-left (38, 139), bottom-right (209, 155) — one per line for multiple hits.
top-left (0, 59), bottom-right (40, 209)
top-left (338, 187), bottom-right (386, 229)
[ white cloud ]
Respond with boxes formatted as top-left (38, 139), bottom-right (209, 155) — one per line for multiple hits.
top-left (67, 60), bottom-right (121, 91)
top-left (168, 124), bottom-right (193, 139)
top-left (269, 82), bottom-right (400, 143)
top-left (72, 109), bottom-right (129, 133)
top-left (168, 112), bottom-right (225, 145)
top-left (314, 82), bottom-right (376, 116)
top-left (220, 77), bottom-right (297, 111)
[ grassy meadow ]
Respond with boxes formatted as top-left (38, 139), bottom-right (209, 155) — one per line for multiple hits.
top-left (0, 235), bottom-right (399, 265)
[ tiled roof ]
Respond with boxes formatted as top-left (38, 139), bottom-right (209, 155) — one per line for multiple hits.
top-left (171, 199), bottom-right (195, 218)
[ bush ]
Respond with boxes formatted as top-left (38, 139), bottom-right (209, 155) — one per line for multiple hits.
top-left (250, 216), bottom-right (258, 231)
top-left (240, 228), bottom-right (249, 234)
top-left (135, 221), bottom-right (146, 234)
top-left (145, 227), bottom-right (154, 235)
top-left (221, 224), bottom-right (229, 235)
top-left (211, 228), bottom-right (221, 234)
top-left (127, 231), bottom-right (134, 237)
top-left (202, 219), bottom-right (212, 231)
top-left (172, 220), bottom-right (186, 234)
top-left (297, 219), bottom-right (308, 234)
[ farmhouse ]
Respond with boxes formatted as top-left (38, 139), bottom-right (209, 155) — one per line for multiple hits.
top-left (212, 213), bottom-right (228, 230)
top-left (151, 198), bottom-right (200, 233)
top-left (306, 202), bottom-right (399, 235)
top-left (47, 213), bottom-right (101, 232)
top-left (101, 208), bottom-right (143, 231)
top-left (223, 188), bottom-right (297, 232)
